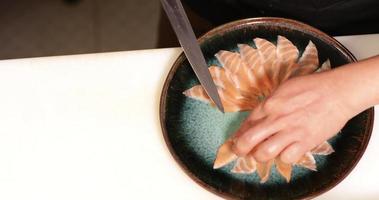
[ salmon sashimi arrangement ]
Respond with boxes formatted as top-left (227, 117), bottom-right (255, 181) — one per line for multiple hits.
top-left (183, 36), bottom-right (335, 183)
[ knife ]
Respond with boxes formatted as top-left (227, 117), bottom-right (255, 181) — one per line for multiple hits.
top-left (160, 0), bottom-right (224, 113)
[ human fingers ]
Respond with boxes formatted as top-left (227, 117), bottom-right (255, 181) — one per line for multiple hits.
top-left (233, 116), bottom-right (287, 156)
top-left (279, 142), bottom-right (308, 164)
top-left (253, 129), bottom-right (303, 162)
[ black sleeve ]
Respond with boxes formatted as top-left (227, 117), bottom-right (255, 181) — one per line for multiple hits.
top-left (182, 0), bottom-right (379, 36)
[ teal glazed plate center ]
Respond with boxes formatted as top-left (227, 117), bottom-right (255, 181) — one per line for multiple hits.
top-left (159, 18), bottom-right (374, 200)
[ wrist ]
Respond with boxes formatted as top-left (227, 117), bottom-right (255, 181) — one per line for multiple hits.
top-left (327, 58), bottom-right (379, 117)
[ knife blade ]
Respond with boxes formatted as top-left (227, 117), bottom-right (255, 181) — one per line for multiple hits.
top-left (160, 0), bottom-right (224, 113)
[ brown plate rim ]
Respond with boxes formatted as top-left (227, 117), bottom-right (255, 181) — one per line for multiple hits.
top-left (159, 17), bottom-right (374, 200)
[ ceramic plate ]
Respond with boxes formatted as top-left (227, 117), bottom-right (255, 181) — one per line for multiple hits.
top-left (160, 18), bottom-right (374, 200)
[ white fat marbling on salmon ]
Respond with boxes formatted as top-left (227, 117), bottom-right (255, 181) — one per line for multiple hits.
top-left (295, 41), bottom-right (319, 76)
top-left (254, 38), bottom-right (279, 92)
top-left (217, 87), bottom-right (258, 112)
top-left (216, 50), bottom-right (259, 93)
top-left (213, 139), bottom-right (238, 169)
top-left (276, 35), bottom-right (299, 64)
top-left (238, 43), bottom-right (272, 95)
top-left (312, 141), bottom-right (335, 155)
top-left (208, 66), bottom-right (241, 98)
top-left (275, 36), bottom-right (300, 85)
top-left (231, 156), bottom-right (257, 174)
top-left (254, 38), bottom-right (277, 63)
top-left (183, 85), bottom-right (210, 103)
top-left (275, 158), bottom-right (292, 183)
top-left (297, 152), bottom-right (317, 171)
top-left (238, 44), bottom-right (262, 69)
top-left (256, 160), bottom-right (274, 183)
top-left (316, 59), bottom-right (331, 72)
top-left (215, 51), bottom-right (241, 74)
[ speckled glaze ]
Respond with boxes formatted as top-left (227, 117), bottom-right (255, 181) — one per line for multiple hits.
top-left (159, 18), bottom-right (374, 200)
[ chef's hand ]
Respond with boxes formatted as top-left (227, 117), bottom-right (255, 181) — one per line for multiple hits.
top-left (232, 55), bottom-right (379, 164)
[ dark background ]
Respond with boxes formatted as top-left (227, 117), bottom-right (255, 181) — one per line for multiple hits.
top-left (3, 0), bottom-right (378, 60)
top-left (0, 0), bottom-right (161, 59)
